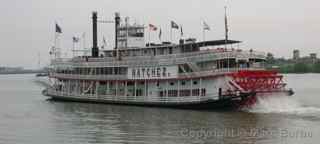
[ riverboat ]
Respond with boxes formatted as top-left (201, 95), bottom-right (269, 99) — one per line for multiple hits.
top-left (42, 11), bottom-right (294, 109)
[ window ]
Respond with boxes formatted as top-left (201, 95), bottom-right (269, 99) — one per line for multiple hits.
top-left (193, 81), bottom-right (198, 85)
top-left (192, 89), bottom-right (200, 96)
top-left (201, 88), bottom-right (206, 96)
top-left (168, 90), bottom-right (178, 97)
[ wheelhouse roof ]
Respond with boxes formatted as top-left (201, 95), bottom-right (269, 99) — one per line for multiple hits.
top-left (102, 39), bottom-right (242, 52)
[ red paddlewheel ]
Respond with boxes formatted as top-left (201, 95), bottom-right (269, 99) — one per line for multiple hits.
top-left (229, 70), bottom-right (286, 92)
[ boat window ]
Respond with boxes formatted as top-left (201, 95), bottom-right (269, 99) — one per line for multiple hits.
top-left (169, 48), bottom-right (172, 54)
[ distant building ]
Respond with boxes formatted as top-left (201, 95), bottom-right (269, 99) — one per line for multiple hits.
top-left (293, 49), bottom-right (300, 60)
top-left (310, 53), bottom-right (317, 59)
top-left (0, 67), bottom-right (23, 72)
top-left (266, 52), bottom-right (274, 59)
top-left (310, 53), bottom-right (317, 63)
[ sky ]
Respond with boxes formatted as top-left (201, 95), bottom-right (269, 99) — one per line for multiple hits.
top-left (0, 0), bottom-right (319, 69)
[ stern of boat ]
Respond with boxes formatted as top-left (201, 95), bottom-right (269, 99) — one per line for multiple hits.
top-left (227, 70), bottom-right (294, 109)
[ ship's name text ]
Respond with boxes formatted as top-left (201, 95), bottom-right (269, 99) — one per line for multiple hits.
top-left (128, 66), bottom-right (177, 79)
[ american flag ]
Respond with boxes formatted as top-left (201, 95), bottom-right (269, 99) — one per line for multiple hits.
top-left (149, 24), bottom-right (158, 31)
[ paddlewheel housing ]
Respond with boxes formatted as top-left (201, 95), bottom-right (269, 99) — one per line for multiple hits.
top-left (229, 70), bottom-right (286, 92)
top-left (228, 70), bottom-right (289, 108)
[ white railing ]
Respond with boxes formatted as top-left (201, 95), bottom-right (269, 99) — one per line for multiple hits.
top-left (178, 67), bottom-right (265, 78)
top-left (51, 50), bottom-right (266, 68)
top-left (49, 67), bottom-right (265, 80)
top-left (50, 73), bottom-right (127, 80)
top-left (46, 89), bottom-right (219, 103)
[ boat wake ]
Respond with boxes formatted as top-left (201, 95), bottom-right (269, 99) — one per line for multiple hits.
top-left (244, 95), bottom-right (320, 115)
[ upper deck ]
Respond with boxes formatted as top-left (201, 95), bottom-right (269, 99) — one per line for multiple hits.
top-left (51, 47), bottom-right (266, 68)
top-left (49, 12), bottom-right (267, 81)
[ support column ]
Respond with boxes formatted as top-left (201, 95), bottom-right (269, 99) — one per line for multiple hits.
top-left (165, 80), bottom-right (168, 102)
top-left (177, 79), bottom-right (180, 102)
top-left (106, 81), bottom-right (109, 95)
top-left (199, 78), bottom-right (202, 100)
top-left (82, 80), bottom-right (84, 95)
top-left (124, 81), bottom-right (127, 99)
top-left (115, 81), bottom-right (118, 99)
top-left (134, 80), bottom-right (137, 100)
top-left (144, 79), bottom-right (147, 100)
top-left (95, 81), bottom-right (99, 99)
top-left (66, 80), bottom-right (69, 96)
top-left (77, 80), bottom-right (80, 95)
top-left (190, 79), bottom-right (193, 96)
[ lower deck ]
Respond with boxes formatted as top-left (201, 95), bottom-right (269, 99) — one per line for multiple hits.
top-left (48, 76), bottom-right (234, 104)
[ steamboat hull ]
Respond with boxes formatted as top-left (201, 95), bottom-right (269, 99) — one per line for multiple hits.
top-left (44, 94), bottom-right (246, 110)
top-left (43, 89), bottom-right (293, 110)
top-left (43, 91), bottom-right (255, 110)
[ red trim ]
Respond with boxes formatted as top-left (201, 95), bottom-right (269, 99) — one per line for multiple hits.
top-left (229, 70), bottom-right (286, 92)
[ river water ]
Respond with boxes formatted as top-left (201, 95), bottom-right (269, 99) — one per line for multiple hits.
top-left (0, 74), bottom-right (319, 144)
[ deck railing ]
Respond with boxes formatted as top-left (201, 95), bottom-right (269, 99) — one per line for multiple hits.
top-left (51, 50), bottom-right (266, 67)
top-left (49, 67), bottom-right (265, 80)
top-left (49, 73), bottom-right (127, 80)
top-left (46, 89), bottom-right (219, 103)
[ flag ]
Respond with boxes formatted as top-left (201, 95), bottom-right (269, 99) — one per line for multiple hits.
top-left (171, 21), bottom-right (179, 29)
top-left (55, 23), bottom-right (62, 33)
top-left (149, 24), bottom-right (157, 31)
top-left (203, 21), bottom-right (210, 31)
top-left (180, 26), bottom-right (183, 36)
top-left (72, 36), bottom-right (79, 43)
top-left (102, 36), bottom-right (107, 49)
top-left (158, 28), bottom-right (162, 40)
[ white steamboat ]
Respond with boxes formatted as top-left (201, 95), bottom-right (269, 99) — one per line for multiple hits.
top-left (43, 12), bottom-right (293, 109)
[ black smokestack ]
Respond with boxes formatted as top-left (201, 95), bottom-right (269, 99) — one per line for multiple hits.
top-left (115, 12), bottom-right (120, 50)
top-left (92, 12), bottom-right (99, 57)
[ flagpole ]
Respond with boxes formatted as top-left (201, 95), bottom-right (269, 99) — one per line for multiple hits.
top-left (203, 27), bottom-right (205, 41)
top-left (158, 28), bottom-right (162, 43)
top-left (55, 32), bottom-right (60, 59)
top-left (53, 31), bottom-right (57, 59)
top-left (170, 27), bottom-right (172, 42)
top-left (148, 24), bottom-right (151, 46)
top-left (72, 40), bottom-right (75, 58)
top-left (82, 32), bottom-right (86, 56)
top-left (53, 22), bottom-right (57, 59)
top-left (202, 20), bottom-right (204, 41)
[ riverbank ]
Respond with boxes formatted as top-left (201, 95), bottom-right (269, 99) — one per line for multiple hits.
top-left (0, 70), bottom-right (45, 75)
top-left (267, 61), bottom-right (320, 74)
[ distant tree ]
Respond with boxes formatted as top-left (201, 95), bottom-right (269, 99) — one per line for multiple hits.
top-left (279, 64), bottom-right (294, 73)
top-left (293, 62), bottom-right (310, 73)
top-left (312, 61), bottom-right (320, 73)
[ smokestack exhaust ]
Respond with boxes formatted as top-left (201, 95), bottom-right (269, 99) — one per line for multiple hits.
top-left (92, 12), bottom-right (99, 57)
top-left (114, 12), bottom-right (120, 50)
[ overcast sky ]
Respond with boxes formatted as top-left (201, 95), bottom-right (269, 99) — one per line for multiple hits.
top-left (1, 0), bottom-right (319, 68)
